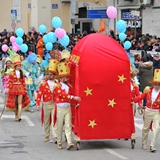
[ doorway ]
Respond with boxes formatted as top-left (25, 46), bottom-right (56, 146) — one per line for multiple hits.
top-left (75, 20), bottom-right (92, 34)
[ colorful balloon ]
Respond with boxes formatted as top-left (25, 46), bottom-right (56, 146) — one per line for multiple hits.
top-left (59, 34), bottom-right (69, 47)
top-left (20, 44), bottom-right (28, 53)
top-left (106, 6), bottom-right (117, 19)
top-left (47, 32), bottom-right (57, 43)
top-left (124, 41), bottom-right (131, 50)
top-left (2, 44), bottom-right (8, 52)
top-left (10, 36), bottom-right (16, 43)
top-left (119, 33), bottom-right (127, 41)
top-left (52, 17), bottom-right (62, 29)
top-left (45, 42), bottom-right (53, 51)
top-left (39, 25), bottom-right (47, 34)
top-left (43, 35), bottom-right (49, 44)
top-left (116, 20), bottom-right (126, 33)
top-left (16, 37), bottom-right (23, 45)
top-left (16, 28), bottom-right (24, 37)
top-left (55, 28), bottom-right (66, 39)
top-left (12, 46), bottom-right (18, 52)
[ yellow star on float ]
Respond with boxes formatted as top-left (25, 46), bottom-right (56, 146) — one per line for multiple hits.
top-left (88, 119), bottom-right (97, 128)
top-left (118, 74), bottom-right (126, 83)
top-left (84, 87), bottom-right (93, 96)
top-left (108, 99), bottom-right (116, 108)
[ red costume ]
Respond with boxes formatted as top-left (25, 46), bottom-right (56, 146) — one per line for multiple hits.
top-left (6, 71), bottom-right (30, 109)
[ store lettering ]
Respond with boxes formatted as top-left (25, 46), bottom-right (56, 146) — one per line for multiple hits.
top-left (125, 21), bottom-right (141, 28)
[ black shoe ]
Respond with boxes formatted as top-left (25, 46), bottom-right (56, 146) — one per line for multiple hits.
top-left (18, 119), bottom-right (21, 122)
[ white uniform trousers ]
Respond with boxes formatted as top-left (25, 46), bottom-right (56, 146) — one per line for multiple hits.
top-left (43, 101), bottom-right (57, 138)
top-left (56, 106), bottom-right (72, 145)
top-left (142, 108), bottom-right (160, 148)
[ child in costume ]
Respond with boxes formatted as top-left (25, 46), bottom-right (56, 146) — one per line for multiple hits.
top-left (53, 59), bottom-right (81, 150)
top-left (5, 53), bottom-right (30, 121)
top-left (1, 57), bottom-right (13, 93)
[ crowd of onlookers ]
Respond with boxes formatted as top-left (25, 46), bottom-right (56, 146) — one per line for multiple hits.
top-left (1, 28), bottom-right (160, 90)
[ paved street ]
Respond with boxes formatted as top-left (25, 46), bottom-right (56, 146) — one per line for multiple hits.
top-left (0, 91), bottom-right (160, 160)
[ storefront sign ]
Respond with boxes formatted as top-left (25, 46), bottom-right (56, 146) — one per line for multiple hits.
top-left (125, 20), bottom-right (141, 28)
top-left (122, 12), bottom-right (141, 20)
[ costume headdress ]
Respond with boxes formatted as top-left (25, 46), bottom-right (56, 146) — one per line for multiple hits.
top-left (61, 50), bottom-right (70, 60)
top-left (57, 61), bottom-right (70, 77)
top-left (150, 69), bottom-right (160, 84)
top-left (10, 53), bottom-right (21, 66)
top-left (45, 59), bottom-right (59, 74)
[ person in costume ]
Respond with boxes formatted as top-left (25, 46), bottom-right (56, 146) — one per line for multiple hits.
top-left (36, 59), bottom-right (59, 143)
top-left (1, 57), bottom-right (13, 93)
top-left (36, 34), bottom-right (44, 59)
top-left (5, 53), bottom-right (30, 121)
top-left (130, 66), bottom-right (142, 116)
top-left (133, 69), bottom-right (160, 153)
top-left (22, 53), bottom-right (39, 112)
top-left (53, 59), bottom-right (81, 150)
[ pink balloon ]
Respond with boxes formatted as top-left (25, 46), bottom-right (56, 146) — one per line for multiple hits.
top-left (10, 36), bottom-right (16, 43)
top-left (2, 44), bottom-right (8, 52)
top-left (55, 28), bottom-right (66, 39)
top-left (15, 43), bottom-right (21, 51)
top-left (12, 46), bottom-right (18, 52)
top-left (107, 6), bottom-right (117, 19)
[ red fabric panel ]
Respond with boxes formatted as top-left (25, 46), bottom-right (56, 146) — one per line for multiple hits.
top-left (71, 34), bottom-right (134, 140)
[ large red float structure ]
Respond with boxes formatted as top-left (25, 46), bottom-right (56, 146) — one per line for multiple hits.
top-left (70, 34), bottom-right (135, 148)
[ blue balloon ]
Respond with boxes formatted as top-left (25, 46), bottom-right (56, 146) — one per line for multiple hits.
top-left (116, 20), bottom-right (126, 33)
top-left (121, 28), bottom-right (126, 33)
top-left (119, 33), bottom-right (126, 41)
top-left (45, 42), bottom-right (53, 51)
top-left (16, 37), bottom-right (23, 45)
top-left (124, 41), bottom-right (131, 50)
top-left (20, 44), bottom-right (28, 53)
top-left (59, 34), bottom-right (69, 47)
top-left (43, 35), bottom-right (48, 44)
top-left (28, 53), bottom-right (37, 63)
top-left (16, 28), bottom-right (24, 37)
top-left (52, 17), bottom-right (62, 29)
top-left (47, 32), bottom-right (57, 43)
top-left (45, 52), bottom-right (51, 61)
top-left (39, 25), bottom-right (46, 34)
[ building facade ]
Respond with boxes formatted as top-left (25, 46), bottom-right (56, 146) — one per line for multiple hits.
top-left (0, 0), bottom-right (160, 36)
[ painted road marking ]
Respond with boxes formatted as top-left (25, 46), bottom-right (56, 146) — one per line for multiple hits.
top-left (1, 115), bottom-right (35, 126)
top-left (104, 148), bottom-right (128, 159)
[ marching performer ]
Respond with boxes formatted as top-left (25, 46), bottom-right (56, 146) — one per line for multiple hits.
top-left (53, 59), bottom-right (81, 150)
top-left (36, 59), bottom-right (59, 143)
top-left (133, 69), bottom-right (160, 153)
top-left (5, 53), bottom-right (30, 121)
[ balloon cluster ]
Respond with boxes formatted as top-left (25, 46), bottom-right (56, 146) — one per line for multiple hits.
top-left (106, 6), bottom-right (131, 50)
top-left (1, 28), bottom-right (28, 54)
top-left (116, 19), bottom-right (131, 50)
top-left (39, 16), bottom-right (70, 51)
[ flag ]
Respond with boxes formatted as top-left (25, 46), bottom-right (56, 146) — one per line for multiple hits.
top-left (98, 20), bottom-right (105, 33)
